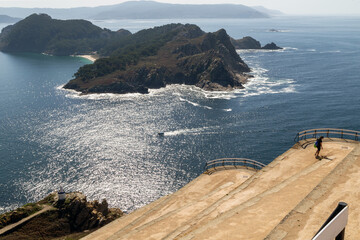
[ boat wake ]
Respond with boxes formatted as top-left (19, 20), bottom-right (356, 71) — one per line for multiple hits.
top-left (164, 126), bottom-right (219, 136)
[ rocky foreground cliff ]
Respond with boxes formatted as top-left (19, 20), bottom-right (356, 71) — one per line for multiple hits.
top-left (0, 192), bottom-right (123, 240)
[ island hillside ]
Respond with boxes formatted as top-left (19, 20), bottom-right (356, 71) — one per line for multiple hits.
top-left (0, 14), bottom-right (131, 55)
top-left (64, 24), bottom-right (251, 94)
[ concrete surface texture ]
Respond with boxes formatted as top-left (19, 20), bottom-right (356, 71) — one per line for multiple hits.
top-left (81, 138), bottom-right (360, 240)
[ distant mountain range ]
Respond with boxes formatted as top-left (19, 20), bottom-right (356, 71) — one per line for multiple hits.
top-left (0, 15), bottom-right (21, 23)
top-left (0, 1), bottom-right (282, 20)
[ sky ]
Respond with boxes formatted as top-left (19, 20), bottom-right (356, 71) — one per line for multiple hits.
top-left (0, 0), bottom-right (359, 16)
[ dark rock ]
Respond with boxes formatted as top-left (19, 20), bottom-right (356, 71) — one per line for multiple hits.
top-left (55, 192), bottom-right (123, 231)
top-left (231, 36), bottom-right (282, 50)
top-left (116, 28), bottom-right (132, 37)
top-left (262, 42), bottom-right (282, 50)
top-left (97, 199), bottom-right (109, 216)
top-left (231, 36), bottom-right (261, 49)
top-left (0, 192), bottom-right (123, 240)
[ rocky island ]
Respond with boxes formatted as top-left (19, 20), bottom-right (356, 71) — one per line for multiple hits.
top-left (65, 24), bottom-right (251, 94)
top-left (0, 13), bottom-right (131, 55)
top-left (231, 36), bottom-right (282, 50)
top-left (0, 14), bottom-right (282, 95)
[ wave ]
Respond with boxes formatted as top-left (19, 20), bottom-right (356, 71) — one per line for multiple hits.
top-left (237, 47), bottom-right (298, 54)
top-left (240, 65), bottom-right (297, 97)
top-left (179, 97), bottom-right (213, 109)
top-left (319, 50), bottom-right (341, 53)
top-left (267, 29), bottom-right (292, 33)
top-left (237, 49), bottom-right (281, 54)
top-left (282, 47), bottom-right (298, 51)
top-left (57, 84), bottom-right (151, 100)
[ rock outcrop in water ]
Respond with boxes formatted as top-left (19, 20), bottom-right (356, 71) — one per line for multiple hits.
top-left (231, 36), bottom-right (282, 50)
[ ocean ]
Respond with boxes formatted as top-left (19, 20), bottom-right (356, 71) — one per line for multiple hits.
top-left (0, 16), bottom-right (359, 213)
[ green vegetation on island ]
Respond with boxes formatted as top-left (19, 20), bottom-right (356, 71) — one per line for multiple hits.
top-left (0, 14), bottom-right (131, 55)
top-left (65, 24), bottom-right (251, 94)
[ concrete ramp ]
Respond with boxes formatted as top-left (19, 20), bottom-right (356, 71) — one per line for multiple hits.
top-left (83, 169), bottom-right (255, 240)
top-left (82, 139), bottom-right (359, 240)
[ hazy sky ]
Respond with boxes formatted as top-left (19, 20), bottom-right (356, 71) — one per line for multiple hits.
top-left (0, 0), bottom-right (359, 15)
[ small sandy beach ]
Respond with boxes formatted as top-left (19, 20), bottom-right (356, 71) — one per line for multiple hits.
top-left (75, 55), bottom-right (99, 62)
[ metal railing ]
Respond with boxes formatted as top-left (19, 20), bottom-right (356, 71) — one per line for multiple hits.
top-left (294, 128), bottom-right (359, 142)
top-left (204, 158), bottom-right (266, 175)
top-left (312, 202), bottom-right (348, 240)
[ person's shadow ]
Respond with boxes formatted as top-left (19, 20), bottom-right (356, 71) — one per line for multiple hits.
top-left (316, 155), bottom-right (333, 160)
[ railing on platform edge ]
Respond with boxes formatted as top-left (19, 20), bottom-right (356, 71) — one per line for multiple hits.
top-left (312, 202), bottom-right (348, 240)
top-left (294, 128), bottom-right (359, 142)
top-left (203, 158), bottom-right (266, 174)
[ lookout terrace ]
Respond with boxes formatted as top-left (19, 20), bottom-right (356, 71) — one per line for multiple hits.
top-left (80, 128), bottom-right (360, 240)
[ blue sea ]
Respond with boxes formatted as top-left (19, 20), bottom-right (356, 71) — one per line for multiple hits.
top-left (0, 16), bottom-right (359, 213)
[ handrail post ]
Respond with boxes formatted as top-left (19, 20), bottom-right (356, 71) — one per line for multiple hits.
top-left (312, 202), bottom-right (348, 240)
top-left (327, 129), bottom-right (329, 138)
top-left (314, 130), bottom-right (317, 139)
top-left (335, 228), bottom-right (345, 240)
top-left (341, 130), bottom-right (343, 139)
top-left (294, 132), bottom-right (299, 142)
top-left (304, 131), bottom-right (307, 140)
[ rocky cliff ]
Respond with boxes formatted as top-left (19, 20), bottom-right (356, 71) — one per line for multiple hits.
top-left (0, 192), bottom-right (123, 240)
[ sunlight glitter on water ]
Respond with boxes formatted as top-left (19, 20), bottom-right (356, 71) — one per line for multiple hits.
top-left (13, 94), bottom-right (195, 212)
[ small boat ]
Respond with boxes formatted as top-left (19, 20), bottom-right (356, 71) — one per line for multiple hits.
top-left (158, 132), bottom-right (165, 137)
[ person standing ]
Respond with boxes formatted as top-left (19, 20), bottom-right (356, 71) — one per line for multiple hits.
top-left (315, 136), bottom-right (324, 158)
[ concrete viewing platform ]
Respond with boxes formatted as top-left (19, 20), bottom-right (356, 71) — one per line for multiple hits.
top-left (82, 138), bottom-right (360, 240)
